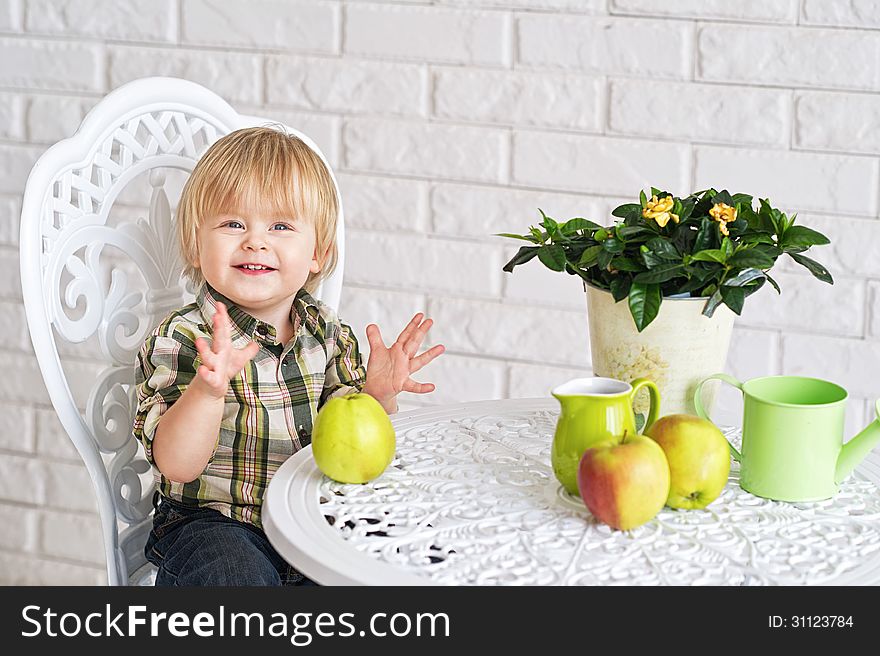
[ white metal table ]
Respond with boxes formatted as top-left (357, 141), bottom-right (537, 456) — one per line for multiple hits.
top-left (263, 398), bottom-right (880, 585)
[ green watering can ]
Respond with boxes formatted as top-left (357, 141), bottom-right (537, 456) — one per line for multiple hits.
top-left (695, 374), bottom-right (880, 502)
top-left (551, 377), bottom-right (660, 495)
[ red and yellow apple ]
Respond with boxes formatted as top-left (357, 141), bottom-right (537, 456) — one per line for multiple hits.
top-left (311, 393), bottom-right (396, 484)
top-left (644, 414), bottom-right (730, 509)
top-left (577, 432), bottom-right (670, 531)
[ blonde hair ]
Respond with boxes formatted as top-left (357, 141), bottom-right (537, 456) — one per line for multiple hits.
top-left (176, 125), bottom-right (339, 293)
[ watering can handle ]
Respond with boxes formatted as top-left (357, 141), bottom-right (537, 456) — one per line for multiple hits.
top-left (629, 378), bottom-right (660, 432)
top-left (694, 373), bottom-right (743, 462)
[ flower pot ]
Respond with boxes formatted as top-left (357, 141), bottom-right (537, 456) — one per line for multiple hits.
top-left (585, 283), bottom-right (735, 420)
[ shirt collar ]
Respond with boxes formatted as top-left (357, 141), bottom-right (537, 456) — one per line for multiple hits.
top-left (196, 284), bottom-right (322, 346)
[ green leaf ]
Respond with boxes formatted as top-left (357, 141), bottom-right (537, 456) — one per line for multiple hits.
top-left (537, 244), bottom-right (567, 272)
top-left (578, 245), bottom-right (603, 267)
top-left (721, 237), bottom-right (734, 259)
top-left (633, 263), bottom-right (685, 284)
top-left (722, 268), bottom-right (765, 287)
top-left (727, 249), bottom-right (775, 269)
top-left (782, 226), bottom-right (831, 249)
top-left (561, 217), bottom-right (602, 234)
top-left (618, 225), bottom-right (656, 239)
top-left (612, 203), bottom-right (642, 220)
top-left (495, 232), bottom-right (539, 243)
top-left (610, 256), bottom-right (643, 272)
top-left (640, 189), bottom-right (648, 208)
top-left (789, 252), bottom-right (834, 284)
top-left (640, 247), bottom-right (668, 269)
top-left (610, 276), bottom-right (632, 302)
top-left (765, 273), bottom-right (781, 294)
top-left (720, 286), bottom-right (745, 315)
top-left (646, 237), bottom-right (680, 260)
top-left (597, 249), bottom-right (614, 270)
top-left (691, 249), bottom-right (728, 264)
top-left (602, 238), bottom-right (625, 254)
top-left (502, 246), bottom-right (540, 273)
top-left (694, 218), bottom-right (716, 252)
top-left (701, 289), bottom-right (724, 318)
top-left (628, 282), bottom-right (661, 332)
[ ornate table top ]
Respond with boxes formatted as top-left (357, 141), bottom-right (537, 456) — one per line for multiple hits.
top-left (262, 398), bottom-right (880, 586)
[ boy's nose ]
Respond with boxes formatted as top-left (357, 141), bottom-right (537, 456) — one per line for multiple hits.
top-left (243, 237), bottom-right (268, 250)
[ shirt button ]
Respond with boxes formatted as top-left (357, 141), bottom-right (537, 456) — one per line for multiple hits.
top-left (256, 325), bottom-right (267, 336)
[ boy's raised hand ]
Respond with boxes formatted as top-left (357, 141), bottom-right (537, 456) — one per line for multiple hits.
top-left (193, 302), bottom-right (260, 399)
top-left (363, 313), bottom-right (445, 413)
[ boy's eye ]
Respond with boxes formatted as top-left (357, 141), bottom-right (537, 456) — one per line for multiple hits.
top-left (223, 220), bottom-right (244, 229)
top-left (272, 223), bottom-right (294, 231)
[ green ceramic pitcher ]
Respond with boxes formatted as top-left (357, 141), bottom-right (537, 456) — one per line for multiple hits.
top-left (551, 377), bottom-right (660, 495)
top-left (695, 373), bottom-right (880, 502)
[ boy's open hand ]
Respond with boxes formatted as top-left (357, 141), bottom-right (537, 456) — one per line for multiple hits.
top-left (363, 313), bottom-right (445, 413)
top-left (193, 302), bottom-right (260, 399)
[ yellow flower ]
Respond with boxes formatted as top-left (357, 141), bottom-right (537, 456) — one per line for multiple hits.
top-left (709, 202), bottom-right (737, 237)
top-left (642, 195), bottom-right (679, 228)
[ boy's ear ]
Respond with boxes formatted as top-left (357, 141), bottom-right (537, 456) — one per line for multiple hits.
top-left (309, 244), bottom-right (324, 274)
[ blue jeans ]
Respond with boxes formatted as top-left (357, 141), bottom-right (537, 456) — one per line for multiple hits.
top-left (145, 493), bottom-right (318, 586)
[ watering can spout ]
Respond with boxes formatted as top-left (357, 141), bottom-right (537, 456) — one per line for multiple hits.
top-left (835, 399), bottom-right (880, 484)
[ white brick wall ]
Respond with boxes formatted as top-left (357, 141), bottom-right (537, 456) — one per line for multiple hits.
top-left (2, 1), bottom-right (880, 584)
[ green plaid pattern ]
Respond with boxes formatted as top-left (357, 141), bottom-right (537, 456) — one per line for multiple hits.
top-left (133, 284), bottom-right (366, 528)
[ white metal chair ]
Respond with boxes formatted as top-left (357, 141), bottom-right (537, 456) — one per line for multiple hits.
top-left (19, 77), bottom-right (346, 585)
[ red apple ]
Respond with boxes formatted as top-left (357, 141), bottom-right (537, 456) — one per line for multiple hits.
top-left (577, 432), bottom-right (670, 531)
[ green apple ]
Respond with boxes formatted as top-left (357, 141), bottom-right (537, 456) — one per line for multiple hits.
top-left (311, 393), bottom-right (396, 484)
top-left (644, 414), bottom-right (731, 509)
top-left (577, 432), bottom-right (670, 531)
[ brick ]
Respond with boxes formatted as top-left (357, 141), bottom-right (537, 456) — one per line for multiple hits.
top-left (36, 407), bottom-right (80, 461)
top-left (693, 146), bottom-right (879, 216)
top-left (39, 509), bottom-right (105, 564)
top-left (609, 79), bottom-right (789, 146)
top-left (0, 351), bottom-right (48, 404)
top-left (795, 91), bottom-right (880, 154)
top-left (242, 106), bottom-right (341, 168)
top-left (25, 94), bottom-right (97, 144)
top-left (346, 4), bottom-right (510, 66)
top-left (0, 0), bottom-right (22, 31)
top-left (698, 25), bottom-right (880, 91)
top-left (513, 131), bottom-right (689, 197)
top-left (43, 459), bottom-right (99, 513)
top-left (792, 214), bottom-right (880, 279)
top-left (0, 453), bottom-right (46, 504)
top-left (0, 196), bottom-right (21, 246)
top-left (0, 400), bottom-right (34, 453)
top-left (502, 259), bottom-right (587, 310)
top-left (610, 0), bottom-right (797, 22)
top-left (726, 327), bottom-right (780, 380)
top-left (433, 69), bottom-right (602, 132)
top-left (0, 299), bottom-right (29, 349)
top-left (108, 45), bottom-right (262, 105)
top-left (0, 550), bottom-right (106, 584)
top-left (337, 174), bottom-right (429, 233)
top-left (0, 37), bottom-right (104, 92)
top-left (508, 362), bottom-right (590, 399)
top-left (429, 297), bottom-right (590, 366)
top-left (266, 55), bottom-right (425, 117)
top-left (26, 0), bottom-right (176, 42)
top-left (517, 15), bottom-right (692, 78)
top-left (737, 272), bottom-right (865, 337)
top-left (0, 247), bottom-right (22, 298)
top-left (337, 285), bottom-right (430, 359)
top-left (0, 93), bottom-right (25, 140)
top-left (183, 0), bottom-right (337, 52)
top-left (0, 503), bottom-right (38, 552)
top-left (782, 333), bottom-right (880, 398)
top-left (344, 118), bottom-right (508, 184)
top-left (869, 282), bottom-right (880, 337)
top-left (345, 229), bottom-right (504, 298)
top-left (437, 0), bottom-right (604, 11)
top-left (410, 353), bottom-right (506, 405)
top-left (801, 0), bottom-right (880, 28)
top-left (0, 143), bottom-right (43, 195)
top-left (430, 183), bottom-right (604, 241)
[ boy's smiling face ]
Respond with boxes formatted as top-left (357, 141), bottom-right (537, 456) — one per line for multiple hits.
top-left (193, 194), bottom-right (321, 325)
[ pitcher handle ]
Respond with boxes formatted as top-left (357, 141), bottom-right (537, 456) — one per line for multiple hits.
top-left (694, 373), bottom-right (743, 462)
top-left (630, 378), bottom-right (660, 432)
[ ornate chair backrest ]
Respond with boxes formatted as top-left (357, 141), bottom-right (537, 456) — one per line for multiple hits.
top-left (19, 77), bottom-right (345, 585)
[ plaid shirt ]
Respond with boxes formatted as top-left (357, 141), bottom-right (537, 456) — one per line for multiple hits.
top-left (133, 284), bottom-right (366, 528)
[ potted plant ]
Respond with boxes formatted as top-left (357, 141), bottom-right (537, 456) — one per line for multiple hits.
top-left (500, 187), bottom-right (833, 418)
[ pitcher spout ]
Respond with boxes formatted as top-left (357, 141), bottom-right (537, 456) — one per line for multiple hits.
top-left (835, 399), bottom-right (880, 484)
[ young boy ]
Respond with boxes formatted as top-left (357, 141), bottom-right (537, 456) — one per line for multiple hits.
top-left (133, 127), bottom-right (444, 586)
